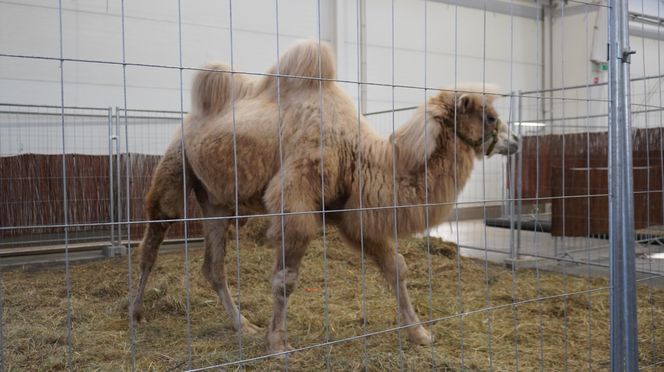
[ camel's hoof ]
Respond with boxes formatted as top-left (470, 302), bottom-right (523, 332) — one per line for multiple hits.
top-left (131, 304), bottom-right (145, 324)
top-left (237, 318), bottom-right (262, 335)
top-left (267, 333), bottom-right (294, 357)
top-left (269, 343), bottom-right (295, 358)
top-left (408, 326), bottom-right (433, 345)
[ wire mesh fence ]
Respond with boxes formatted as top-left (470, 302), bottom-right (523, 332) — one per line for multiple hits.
top-left (1, 0), bottom-right (663, 371)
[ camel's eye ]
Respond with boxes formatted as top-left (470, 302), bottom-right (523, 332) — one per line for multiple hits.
top-left (487, 115), bottom-right (497, 124)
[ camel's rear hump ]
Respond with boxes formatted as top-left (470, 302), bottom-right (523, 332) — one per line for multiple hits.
top-left (260, 40), bottom-right (336, 92)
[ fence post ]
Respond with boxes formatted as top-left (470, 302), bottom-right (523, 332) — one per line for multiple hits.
top-left (107, 107), bottom-right (116, 245)
top-left (516, 91), bottom-right (523, 260)
top-left (607, 0), bottom-right (638, 370)
top-left (115, 107), bottom-right (123, 245)
top-left (506, 91), bottom-right (527, 265)
top-left (508, 92), bottom-right (517, 260)
top-left (0, 250), bottom-right (4, 372)
top-left (103, 107), bottom-right (127, 257)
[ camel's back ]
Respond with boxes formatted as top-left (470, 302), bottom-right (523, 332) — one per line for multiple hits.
top-left (182, 83), bottom-right (371, 208)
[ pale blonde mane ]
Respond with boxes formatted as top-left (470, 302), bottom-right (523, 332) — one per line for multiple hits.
top-left (389, 106), bottom-right (441, 172)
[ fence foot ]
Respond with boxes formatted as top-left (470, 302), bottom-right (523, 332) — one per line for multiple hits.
top-left (103, 244), bottom-right (128, 258)
top-left (504, 257), bottom-right (542, 270)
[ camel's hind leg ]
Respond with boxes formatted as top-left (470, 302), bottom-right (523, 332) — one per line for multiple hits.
top-left (196, 194), bottom-right (261, 335)
top-left (132, 144), bottom-right (189, 322)
top-left (132, 220), bottom-right (170, 322)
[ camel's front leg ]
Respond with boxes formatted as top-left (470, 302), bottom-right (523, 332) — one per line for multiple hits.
top-left (264, 164), bottom-right (322, 354)
top-left (266, 211), bottom-right (315, 354)
top-left (376, 249), bottom-right (433, 345)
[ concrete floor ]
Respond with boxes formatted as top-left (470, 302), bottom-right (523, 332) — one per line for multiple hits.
top-left (431, 219), bottom-right (664, 287)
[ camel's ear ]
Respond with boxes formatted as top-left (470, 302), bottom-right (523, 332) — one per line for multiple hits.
top-left (457, 93), bottom-right (474, 114)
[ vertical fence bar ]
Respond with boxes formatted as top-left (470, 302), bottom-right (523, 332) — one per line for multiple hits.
top-left (175, 1), bottom-right (193, 367)
top-left (389, 1), bottom-right (406, 367)
top-left (57, 0), bottom-right (73, 368)
top-left (353, 2), bottom-right (369, 369)
top-left (227, 0), bottom-right (247, 365)
top-left (115, 108), bottom-right (123, 246)
top-left (315, 1), bottom-right (332, 368)
top-left (359, 0), bottom-right (367, 113)
top-left (516, 91), bottom-right (523, 260)
top-left (108, 107), bottom-right (115, 246)
top-left (608, 0), bottom-right (639, 370)
top-left (0, 254), bottom-right (3, 372)
top-left (508, 90), bottom-right (517, 260)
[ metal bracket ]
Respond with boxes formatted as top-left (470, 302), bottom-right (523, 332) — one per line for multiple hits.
top-left (620, 49), bottom-right (636, 63)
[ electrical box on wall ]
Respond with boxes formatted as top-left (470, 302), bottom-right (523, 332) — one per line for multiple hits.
top-left (590, 8), bottom-right (608, 83)
top-left (592, 61), bottom-right (609, 73)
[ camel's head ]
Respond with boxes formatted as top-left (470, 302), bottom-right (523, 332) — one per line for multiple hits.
top-left (433, 87), bottom-right (520, 158)
top-left (390, 85), bottom-right (520, 173)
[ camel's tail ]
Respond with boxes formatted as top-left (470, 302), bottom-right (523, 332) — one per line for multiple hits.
top-left (191, 62), bottom-right (252, 117)
top-left (259, 39), bottom-right (336, 92)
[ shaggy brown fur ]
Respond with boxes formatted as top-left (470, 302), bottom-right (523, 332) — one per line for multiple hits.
top-left (131, 40), bottom-right (519, 354)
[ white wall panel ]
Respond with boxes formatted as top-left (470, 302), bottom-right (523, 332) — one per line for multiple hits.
top-left (20, 1), bottom-right (664, 206)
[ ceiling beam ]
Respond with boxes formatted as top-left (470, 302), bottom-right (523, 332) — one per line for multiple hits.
top-left (428, 0), bottom-right (543, 20)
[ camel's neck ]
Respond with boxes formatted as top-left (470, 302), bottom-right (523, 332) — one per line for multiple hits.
top-left (356, 112), bottom-right (477, 235)
top-left (361, 111), bottom-right (477, 192)
top-left (424, 127), bottom-right (477, 201)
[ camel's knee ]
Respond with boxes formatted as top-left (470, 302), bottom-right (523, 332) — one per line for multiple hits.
top-left (201, 227), bottom-right (229, 285)
top-left (272, 268), bottom-right (299, 298)
top-left (202, 253), bottom-right (227, 287)
top-left (201, 257), bottom-right (215, 284)
top-left (138, 222), bottom-right (168, 264)
top-left (379, 253), bottom-right (409, 284)
top-left (395, 253), bottom-right (409, 279)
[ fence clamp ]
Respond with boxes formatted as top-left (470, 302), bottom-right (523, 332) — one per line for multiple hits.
top-left (620, 48), bottom-right (636, 64)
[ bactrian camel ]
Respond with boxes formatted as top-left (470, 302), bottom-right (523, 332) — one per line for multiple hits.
top-left (131, 40), bottom-right (520, 354)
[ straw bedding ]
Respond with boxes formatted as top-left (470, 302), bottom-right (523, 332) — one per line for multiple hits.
top-left (2, 219), bottom-right (663, 370)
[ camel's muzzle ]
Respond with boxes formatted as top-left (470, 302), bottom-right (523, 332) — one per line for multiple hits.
top-left (485, 120), bottom-right (520, 156)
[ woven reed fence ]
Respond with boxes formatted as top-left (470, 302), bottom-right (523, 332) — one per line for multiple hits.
top-left (0, 153), bottom-right (202, 241)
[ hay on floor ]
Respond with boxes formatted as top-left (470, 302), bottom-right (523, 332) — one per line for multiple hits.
top-left (2, 219), bottom-right (663, 370)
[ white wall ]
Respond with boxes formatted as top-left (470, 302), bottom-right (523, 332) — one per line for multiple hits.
top-left (546, 1), bottom-right (664, 135)
top-left (0, 0), bottom-right (559, 207)
top-left (0, 0), bottom-right (333, 110)
top-left (0, 0), bottom-right (545, 206)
